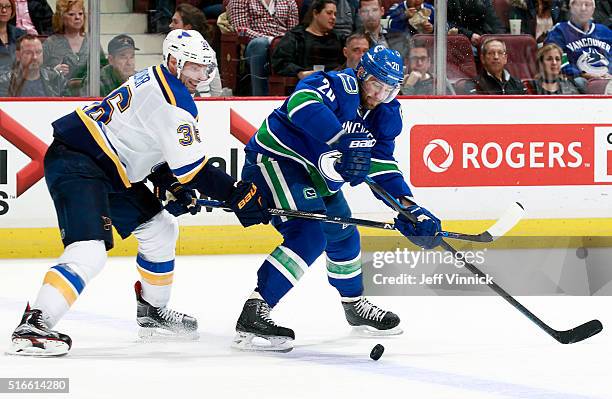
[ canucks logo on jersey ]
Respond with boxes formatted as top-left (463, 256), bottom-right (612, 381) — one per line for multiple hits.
top-left (576, 48), bottom-right (610, 75)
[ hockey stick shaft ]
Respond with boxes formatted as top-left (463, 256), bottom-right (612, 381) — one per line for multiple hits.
top-left (195, 199), bottom-right (396, 230)
top-left (364, 177), bottom-right (602, 344)
top-left (194, 199), bottom-right (509, 241)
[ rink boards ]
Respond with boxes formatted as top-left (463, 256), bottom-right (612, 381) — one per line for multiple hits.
top-left (0, 96), bottom-right (611, 258)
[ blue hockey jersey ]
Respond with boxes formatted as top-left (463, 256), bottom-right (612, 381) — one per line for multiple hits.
top-left (246, 69), bottom-right (412, 199)
top-left (545, 21), bottom-right (612, 77)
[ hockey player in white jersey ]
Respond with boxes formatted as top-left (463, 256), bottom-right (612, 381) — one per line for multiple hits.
top-left (8, 29), bottom-right (270, 356)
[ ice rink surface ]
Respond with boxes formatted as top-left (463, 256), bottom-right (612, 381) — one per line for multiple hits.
top-left (0, 255), bottom-right (610, 399)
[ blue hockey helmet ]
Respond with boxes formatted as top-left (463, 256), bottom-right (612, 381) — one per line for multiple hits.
top-left (355, 45), bottom-right (404, 103)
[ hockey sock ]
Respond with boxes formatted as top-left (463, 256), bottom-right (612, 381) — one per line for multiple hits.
top-left (33, 240), bottom-right (107, 327)
top-left (132, 211), bottom-right (178, 307)
top-left (257, 219), bottom-right (326, 306)
top-left (136, 254), bottom-right (174, 307)
top-left (325, 228), bottom-right (364, 297)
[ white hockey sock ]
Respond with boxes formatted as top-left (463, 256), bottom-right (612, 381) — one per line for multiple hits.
top-left (140, 280), bottom-right (172, 308)
top-left (33, 284), bottom-right (70, 328)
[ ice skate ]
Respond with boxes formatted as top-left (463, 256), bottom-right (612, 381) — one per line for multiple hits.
top-left (233, 298), bottom-right (295, 352)
top-left (342, 296), bottom-right (403, 336)
top-left (135, 281), bottom-right (199, 340)
top-left (8, 304), bottom-right (72, 357)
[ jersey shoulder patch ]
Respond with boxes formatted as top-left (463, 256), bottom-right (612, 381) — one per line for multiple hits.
top-left (326, 69), bottom-right (360, 120)
top-left (151, 65), bottom-right (198, 119)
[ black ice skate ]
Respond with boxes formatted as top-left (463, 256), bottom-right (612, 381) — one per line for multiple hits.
top-left (8, 304), bottom-right (72, 357)
top-left (342, 297), bottom-right (403, 336)
top-left (233, 298), bottom-right (295, 352)
top-left (135, 281), bottom-right (199, 340)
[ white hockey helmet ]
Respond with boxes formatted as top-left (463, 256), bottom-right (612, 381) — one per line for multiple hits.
top-left (162, 29), bottom-right (217, 82)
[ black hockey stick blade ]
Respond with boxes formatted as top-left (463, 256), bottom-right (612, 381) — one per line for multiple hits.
top-left (553, 319), bottom-right (603, 344)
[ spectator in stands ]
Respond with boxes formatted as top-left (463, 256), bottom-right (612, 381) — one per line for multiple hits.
top-left (529, 42), bottom-right (581, 93)
top-left (545, 0), bottom-right (612, 90)
top-left (271, 0), bottom-right (344, 79)
top-left (340, 32), bottom-right (370, 69)
top-left (13, 0), bottom-right (54, 35)
top-left (508, 0), bottom-right (568, 43)
top-left (169, 3), bottom-right (221, 96)
top-left (301, 0), bottom-right (359, 40)
top-left (400, 40), bottom-right (453, 95)
top-left (467, 38), bottom-right (526, 94)
top-left (0, 34), bottom-right (65, 96)
top-left (384, 0), bottom-right (434, 59)
top-left (386, 0), bottom-right (434, 35)
top-left (96, 34), bottom-right (137, 97)
top-left (43, 0), bottom-right (107, 95)
top-left (358, 0), bottom-right (389, 47)
top-left (170, 2), bottom-right (213, 42)
top-left (0, 0), bottom-right (25, 69)
top-left (606, 78), bottom-right (612, 93)
top-left (594, 0), bottom-right (611, 28)
top-left (401, 41), bottom-right (433, 94)
top-left (227, 0), bottom-right (299, 96)
top-left (447, 0), bottom-right (505, 49)
top-left (201, 0), bottom-right (223, 19)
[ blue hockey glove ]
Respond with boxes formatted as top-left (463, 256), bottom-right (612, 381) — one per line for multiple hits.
top-left (227, 181), bottom-right (271, 227)
top-left (394, 205), bottom-right (442, 249)
top-left (147, 163), bottom-right (201, 217)
top-left (332, 132), bottom-right (374, 186)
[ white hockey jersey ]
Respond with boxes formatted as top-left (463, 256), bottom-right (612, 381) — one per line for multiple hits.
top-left (52, 64), bottom-right (208, 189)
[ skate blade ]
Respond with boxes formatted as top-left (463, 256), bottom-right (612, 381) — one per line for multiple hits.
top-left (231, 331), bottom-right (294, 353)
top-left (138, 327), bottom-right (199, 342)
top-left (350, 325), bottom-right (404, 337)
top-left (6, 338), bottom-right (69, 357)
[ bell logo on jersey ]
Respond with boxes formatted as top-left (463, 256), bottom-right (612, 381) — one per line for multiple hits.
top-left (410, 124), bottom-right (612, 187)
top-left (423, 139), bottom-right (453, 173)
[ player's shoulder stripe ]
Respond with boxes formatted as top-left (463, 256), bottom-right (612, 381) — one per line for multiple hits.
top-left (152, 65), bottom-right (176, 105)
top-left (287, 89), bottom-right (323, 119)
top-left (173, 155), bottom-right (208, 184)
top-left (152, 65), bottom-right (198, 119)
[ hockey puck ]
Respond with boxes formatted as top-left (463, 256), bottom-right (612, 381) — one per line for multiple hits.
top-left (370, 344), bottom-right (384, 361)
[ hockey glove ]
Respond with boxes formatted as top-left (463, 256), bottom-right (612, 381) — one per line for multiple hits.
top-left (227, 181), bottom-right (271, 227)
top-left (332, 132), bottom-right (374, 186)
top-left (147, 163), bottom-right (201, 217)
top-left (394, 205), bottom-right (442, 249)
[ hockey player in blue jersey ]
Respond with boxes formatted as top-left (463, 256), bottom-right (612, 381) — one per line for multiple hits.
top-left (545, 0), bottom-right (612, 86)
top-left (232, 45), bottom-right (443, 351)
top-left (8, 29), bottom-right (270, 357)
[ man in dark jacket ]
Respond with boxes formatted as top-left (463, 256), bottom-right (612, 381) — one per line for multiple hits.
top-left (0, 33), bottom-right (65, 96)
top-left (467, 38), bottom-right (526, 94)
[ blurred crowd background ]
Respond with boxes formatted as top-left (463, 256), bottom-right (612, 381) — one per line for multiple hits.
top-left (0, 0), bottom-right (610, 98)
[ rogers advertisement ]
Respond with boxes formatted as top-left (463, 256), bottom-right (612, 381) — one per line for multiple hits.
top-left (410, 124), bottom-right (612, 187)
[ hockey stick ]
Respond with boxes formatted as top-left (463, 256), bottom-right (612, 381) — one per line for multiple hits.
top-left (195, 198), bottom-right (396, 230)
top-left (193, 198), bottom-right (521, 243)
top-left (363, 176), bottom-right (603, 344)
